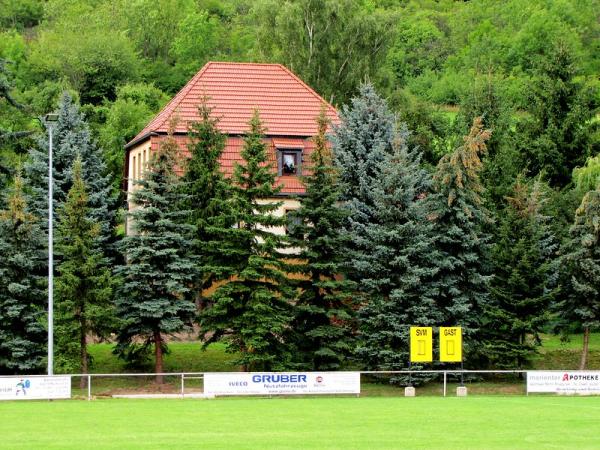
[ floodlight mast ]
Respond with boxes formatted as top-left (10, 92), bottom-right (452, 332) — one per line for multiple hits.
top-left (45, 112), bottom-right (59, 376)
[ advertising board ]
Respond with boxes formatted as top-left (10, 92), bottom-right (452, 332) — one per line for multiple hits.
top-left (204, 372), bottom-right (360, 396)
top-left (0, 376), bottom-right (71, 400)
top-left (527, 371), bottom-right (600, 395)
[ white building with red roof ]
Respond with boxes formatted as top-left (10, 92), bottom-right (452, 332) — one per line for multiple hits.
top-left (125, 62), bottom-right (338, 235)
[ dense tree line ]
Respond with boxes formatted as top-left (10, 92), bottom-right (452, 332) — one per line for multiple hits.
top-left (0, 0), bottom-right (599, 378)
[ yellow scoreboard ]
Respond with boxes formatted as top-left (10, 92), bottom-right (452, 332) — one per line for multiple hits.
top-left (439, 327), bottom-right (462, 362)
top-left (410, 327), bottom-right (433, 363)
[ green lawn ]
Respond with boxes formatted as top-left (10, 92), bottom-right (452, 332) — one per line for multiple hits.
top-left (539, 333), bottom-right (600, 351)
top-left (534, 333), bottom-right (600, 370)
top-left (88, 342), bottom-right (239, 373)
top-left (1, 397), bottom-right (599, 449)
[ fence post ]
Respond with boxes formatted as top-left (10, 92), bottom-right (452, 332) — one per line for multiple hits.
top-left (87, 375), bottom-right (91, 401)
top-left (181, 373), bottom-right (184, 398)
top-left (443, 371), bottom-right (447, 397)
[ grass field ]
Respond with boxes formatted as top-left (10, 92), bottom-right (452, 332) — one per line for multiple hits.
top-left (1, 396), bottom-right (599, 449)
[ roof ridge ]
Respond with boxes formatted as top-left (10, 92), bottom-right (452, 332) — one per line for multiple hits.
top-left (275, 64), bottom-right (336, 115)
top-left (204, 61), bottom-right (287, 67)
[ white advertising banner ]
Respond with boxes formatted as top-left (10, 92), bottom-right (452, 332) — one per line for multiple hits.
top-left (527, 371), bottom-right (600, 395)
top-left (204, 372), bottom-right (360, 396)
top-left (0, 376), bottom-right (71, 401)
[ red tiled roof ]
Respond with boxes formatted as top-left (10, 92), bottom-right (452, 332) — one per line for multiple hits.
top-left (126, 62), bottom-right (336, 196)
top-left (272, 138), bottom-right (305, 149)
top-left (126, 62), bottom-right (338, 148)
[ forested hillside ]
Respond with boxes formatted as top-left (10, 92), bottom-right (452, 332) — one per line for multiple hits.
top-left (2, 0), bottom-right (599, 185)
top-left (0, 0), bottom-right (599, 376)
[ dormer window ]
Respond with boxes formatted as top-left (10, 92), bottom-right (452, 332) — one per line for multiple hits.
top-left (283, 152), bottom-right (297, 175)
top-left (277, 149), bottom-right (302, 176)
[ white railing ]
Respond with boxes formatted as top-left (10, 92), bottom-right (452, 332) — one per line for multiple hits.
top-left (32, 369), bottom-right (541, 400)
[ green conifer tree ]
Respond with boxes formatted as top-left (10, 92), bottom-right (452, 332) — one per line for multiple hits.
top-left (287, 107), bottom-right (356, 370)
top-left (559, 187), bottom-right (600, 369)
top-left (200, 110), bottom-right (293, 371)
top-left (432, 117), bottom-right (492, 365)
top-left (55, 156), bottom-right (114, 384)
top-left (356, 126), bottom-right (442, 378)
top-left (115, 123), bottom-right (196, 383)
top-left (0, 173), bottom-right (46, 374)
top-left (485, 177), bottom-right (558, 368)
top-left (181, 99), bottom-right (234, 310)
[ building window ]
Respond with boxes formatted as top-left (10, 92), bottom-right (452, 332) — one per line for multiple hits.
top-left (132, 155), bottom-right (136, 181)
top-left (277, 149), bottom-right (302, 176)
top-left (285, 209), bottom-right (302, 235)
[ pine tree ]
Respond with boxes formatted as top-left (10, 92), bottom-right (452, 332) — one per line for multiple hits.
top-left (457, 75), bottom-right (519, 210)
top-left (485, 177), bottom-right (558, 368)
top-left (287, 107), bottom-right (356, 370)
top-left (332, 83), bottom-right (396, 282)
top-left (55, 157), bottom-right (114, 384)
top-left (559, 187), bottom-right (600, 369)
top-left (432, 117), bottom-right (492, 365)
top-left (181, 98), bottom-right (234, 309)
top-left (25, 92), bottom-right (114, 245)
top-left (355, 126), bottom-right (442, 378)
top-left (200, 110), bottom-right (293, 371)
top-left (518, 41), bottom-right (599, 188)
top-left (115, 122), bottom-right (196, 383)
top-left (0, 173), bottom-right (46, 374)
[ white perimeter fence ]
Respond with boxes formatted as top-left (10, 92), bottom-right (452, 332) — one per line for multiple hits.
top-left (4, 369), bottom-right (595, 400)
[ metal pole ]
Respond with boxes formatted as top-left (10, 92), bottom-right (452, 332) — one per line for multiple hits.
top-left (47, 124), bottom-right (54, 376)
top-left (88, 375), bottom-right (91, 401)
top-left (181, 374), bottom-right (184, 398)
top-left (443, 371), bottom-right (447, 397)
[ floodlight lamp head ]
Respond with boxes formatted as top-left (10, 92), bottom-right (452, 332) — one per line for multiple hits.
top-left (44, 113), bottom-right (59, 123)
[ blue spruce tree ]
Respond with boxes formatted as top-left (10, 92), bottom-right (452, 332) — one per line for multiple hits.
top-left (355, 127), bottom-right (442, 379)
top-left (0, 173), bottom-right (47, 374)
top-left (332, 83), bottom-right (396, 282)
top-left (25, 92), bottom-right (114, 245)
